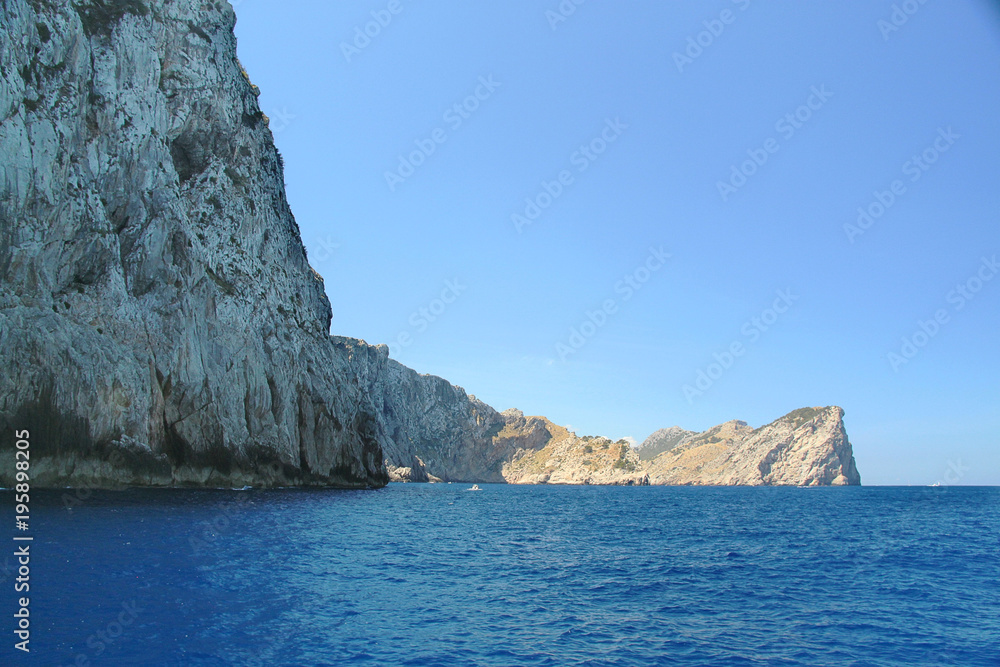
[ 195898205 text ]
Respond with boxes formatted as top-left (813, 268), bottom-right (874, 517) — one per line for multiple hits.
top-left (12, 430), bottom-right (32, 653)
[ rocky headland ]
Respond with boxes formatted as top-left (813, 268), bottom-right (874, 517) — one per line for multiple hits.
top-left (640, 407), bottom-right (861, 486)
top-left (0, 0), bottom-right (861, 488)
top-left (462, 406), bottom-right (858, 487)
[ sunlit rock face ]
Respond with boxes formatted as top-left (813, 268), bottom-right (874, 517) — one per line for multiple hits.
top-left (0, 1), bottom-right (861, 490)
top-left (472, 407), bottom-right (859, 487)
top-left (0, 0), bottom-right (391, 487)
top-left (642, 407), bottom-right (862, 486)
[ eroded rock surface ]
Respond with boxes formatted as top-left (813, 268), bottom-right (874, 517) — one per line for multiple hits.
top-left (643, 407), bottom-right (861, 486)
top-left (496, 407), bottom-right (860, 487)
top-left (0, 1), bottom-right (862, 490)
top-left (0, 0), bottom-right (390, 487)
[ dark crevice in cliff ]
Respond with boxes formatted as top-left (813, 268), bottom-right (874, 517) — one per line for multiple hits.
top-left (162, 414), bottom-right (187, 467)
top-left (0, 206), bottom-right (14, 278)
top-left (74, 0), bottom-right (150, 39)
top-left (170, 131), bottom-right (210, 184)
top-left (0, 0), bottom-right (862, 490)
top-left (1, 384), bottom-right (92, 457)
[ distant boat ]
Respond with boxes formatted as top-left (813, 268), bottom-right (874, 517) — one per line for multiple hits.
top-left (467, 484), bottom-right (481, 491)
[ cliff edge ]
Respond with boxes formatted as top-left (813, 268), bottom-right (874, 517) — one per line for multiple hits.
top-left (0, 0), bottom-right (390, 487)
top-left (384, 406), bottom-right (860, 487)
top-left (0, 0), bottom-right (862, 489)
top-left (643, 407), bottom-right (861, 486)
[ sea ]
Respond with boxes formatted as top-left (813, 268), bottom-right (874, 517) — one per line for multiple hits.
top-left (2, 484), bottom-right (997, 666)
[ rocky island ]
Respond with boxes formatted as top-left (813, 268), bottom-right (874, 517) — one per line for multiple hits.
top-left (0, 0), bottom-right (860, 489)
top-left (421, 406), bottom-right (860, 487)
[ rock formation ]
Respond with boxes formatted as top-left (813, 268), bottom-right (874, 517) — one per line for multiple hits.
top-left (338, 338), bottom-right (515, 484)
top-left (643, 407), bottom-right (861, 486)
top-left (500, 413), bottom-right (648, 485)
top-left (0, 0), bottom-right (393, 487)
top-left (0, 0), bottom-right (561, 489)
top-left (636, 426), bottom-right (697, 461)
top-left (0, 0), bottom-right (862, 489)
top-left (385, 405), bottom-right (861, 487)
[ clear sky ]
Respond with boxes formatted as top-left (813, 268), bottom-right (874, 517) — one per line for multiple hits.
top-left (231, 1), bottom-right (1000, 485)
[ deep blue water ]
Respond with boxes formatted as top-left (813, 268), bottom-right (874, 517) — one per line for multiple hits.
top-left (2, 484), bottom-right (998, 666)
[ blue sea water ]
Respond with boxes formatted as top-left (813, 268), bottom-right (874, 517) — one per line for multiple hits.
top-left (2, 484), bottom-right (998, 666)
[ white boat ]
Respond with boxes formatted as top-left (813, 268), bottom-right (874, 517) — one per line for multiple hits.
top-left (467, 484), bottom-right (481, 491)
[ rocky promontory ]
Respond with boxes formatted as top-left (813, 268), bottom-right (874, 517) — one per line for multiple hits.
top-left (641, 407), bottom-right (861, 486)
top-left (500, 413), bottom-right (648, 486)
top-left (0, 0), bottom-right (861, 489)
top-left (1, 0), bottom-right (392, 487)
top-left (383, 405), bottom-right (861, 487)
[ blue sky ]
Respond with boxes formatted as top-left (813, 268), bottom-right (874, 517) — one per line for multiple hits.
top-left (231, 1), bottom-right (1000, 485)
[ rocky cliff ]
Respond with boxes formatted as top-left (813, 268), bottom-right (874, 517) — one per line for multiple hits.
top-left (0, 0), bottom-right (862, 489)
top-left (0, 0), bottom-right (401, 487)
top-left (334, 337), bottom-right (521, 484)
top-left (501, 413), bottom-right (649, 485)
top-left (497, 407), bottom-right (860, 486)
top-left (0, 0), bottom-right (590, 489)
top-left (637, 426), bottom-right (697, 461)
top-left (643, 406), bottom-right (860, 485)
top-left (385, 405), bottom-right (861, 487)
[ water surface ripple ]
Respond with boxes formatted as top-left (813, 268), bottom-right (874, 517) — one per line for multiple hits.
top-left (7, 485), bottom-right (999, 665)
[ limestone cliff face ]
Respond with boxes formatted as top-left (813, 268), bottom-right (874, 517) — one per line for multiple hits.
top-left (330, 336), bottom-right (518, 484)
top-left (497, 407), bottom-right (861, 487)
top-left (0, 0), bottom-right (632, 490)
top-left (501, 414), bottom-right (648, 485)
top-left (644, 407), bottom-right (860, 486)
top-left (636, 426), bottom-right (697, 461)
top-left (0, 0), bottom-right (395, 487)
top-left (0, 0), bottom-right (863, 490)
